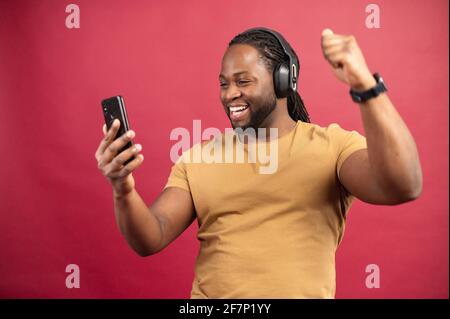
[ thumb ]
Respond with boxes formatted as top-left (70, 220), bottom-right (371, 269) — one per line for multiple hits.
top-left (322, 28), bottom-right (334, 37)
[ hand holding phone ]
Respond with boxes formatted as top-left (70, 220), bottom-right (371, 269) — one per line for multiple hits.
top-left (95, 96), bottom-right (144, 198)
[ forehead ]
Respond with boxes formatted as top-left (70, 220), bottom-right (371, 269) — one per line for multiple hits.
top-left (219, 44), bottom-right (269, 79)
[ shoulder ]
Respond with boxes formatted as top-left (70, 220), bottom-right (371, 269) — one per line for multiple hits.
top-left (299, 121), bottom-right (358, 140)
top-left (301, 121), bottom-right (353, 133)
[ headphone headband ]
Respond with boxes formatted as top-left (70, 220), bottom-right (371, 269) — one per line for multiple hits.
top-left (239, 27), bottom-right (299, 92)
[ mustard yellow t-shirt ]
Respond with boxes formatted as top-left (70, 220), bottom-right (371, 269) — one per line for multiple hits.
top-left (163, 120), bottom-right (367, 298)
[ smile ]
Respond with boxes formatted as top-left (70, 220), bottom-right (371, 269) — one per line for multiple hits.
top-left (229, 104), bottom-right (250, 121)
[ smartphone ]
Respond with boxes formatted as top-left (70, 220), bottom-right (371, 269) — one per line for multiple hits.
top-left (101, 95), bottom-right (135, 165)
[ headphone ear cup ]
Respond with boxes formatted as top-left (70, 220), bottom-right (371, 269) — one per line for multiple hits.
top-left (273, 63), bottom-right (290, 98)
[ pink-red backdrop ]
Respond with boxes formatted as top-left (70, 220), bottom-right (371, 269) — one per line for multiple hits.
top-left (0, 0), bottom-right (448, 298)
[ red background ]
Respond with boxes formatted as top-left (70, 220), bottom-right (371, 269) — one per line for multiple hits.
top-left (0, 0), bottom-right (448, 298)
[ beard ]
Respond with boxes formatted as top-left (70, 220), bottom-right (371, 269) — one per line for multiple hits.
top-left (230, 91), bottom-right (278, 131)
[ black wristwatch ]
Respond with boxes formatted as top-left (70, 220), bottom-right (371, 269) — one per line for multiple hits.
top-left (349, 73), bottom-right (388, 103)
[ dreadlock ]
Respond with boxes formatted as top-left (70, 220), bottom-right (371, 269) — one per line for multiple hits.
top-left (229, 29), bottom-right (310, 123)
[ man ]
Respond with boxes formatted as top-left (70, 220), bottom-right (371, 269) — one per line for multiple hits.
top-left (95, 27), bottom-right (422, 298)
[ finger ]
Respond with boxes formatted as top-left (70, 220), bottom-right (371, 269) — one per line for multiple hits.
top-left (321, 36), bottom-right (349, 49)
top-left (324, 51), bottom-right (347, 68)
top-left (96, 124), bottom-right (109, 161)
top-left (322, 27), bottom-right (351, 39)
top-left (322, 44), bottom-right (347, 57)
top-left (96, 119), bottom-right (121, 158)
top-left (322, 41), bottom-right (348, 66)
top-left (102, 129), bottom-right (136, 164)
top-left (322, 28), bottom-right (334, 37)
top-left (108, 143), bottom-right (142, 172)
top-left (108, 154), bottom-right (144, 179)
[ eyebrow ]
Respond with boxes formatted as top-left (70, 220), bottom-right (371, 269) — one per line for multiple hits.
top-left (219, 71), bottom-right (251, 79)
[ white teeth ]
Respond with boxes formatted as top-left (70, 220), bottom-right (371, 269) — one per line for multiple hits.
top-left (229, 105), bottom-right (248, 112)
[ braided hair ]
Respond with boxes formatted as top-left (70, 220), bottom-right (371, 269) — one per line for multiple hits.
top-left (229, 29), bottom-right (310, 123)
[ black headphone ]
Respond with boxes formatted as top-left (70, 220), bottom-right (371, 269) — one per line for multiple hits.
top-left (238, 27), bottom-right (299, 98)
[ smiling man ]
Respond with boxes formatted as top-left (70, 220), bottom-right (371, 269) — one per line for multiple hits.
top-left (95, 27), bottom-right (423, 298)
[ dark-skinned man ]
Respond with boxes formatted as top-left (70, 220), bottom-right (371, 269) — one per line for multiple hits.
top-left (95, 27), bottom-right (422, 298)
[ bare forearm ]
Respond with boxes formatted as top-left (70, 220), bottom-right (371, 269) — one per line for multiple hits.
top-left (113, 189), bottom-right (163, 256)
top-left (358, 92), bottom-right (423, 197)
top-left (320, 29), bottom-right (422, 200)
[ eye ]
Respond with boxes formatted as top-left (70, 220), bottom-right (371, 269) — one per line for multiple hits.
top-left (237, 80), bottom-right (249, 85)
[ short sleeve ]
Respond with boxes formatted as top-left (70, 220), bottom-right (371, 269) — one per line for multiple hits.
top-left (163, 156), bottom-right (191, 193)
top-left (328, 124), bottom-right (368, 181)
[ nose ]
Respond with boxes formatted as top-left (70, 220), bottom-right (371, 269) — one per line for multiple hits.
top-left (222, 83), bottom-right (242, 103)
